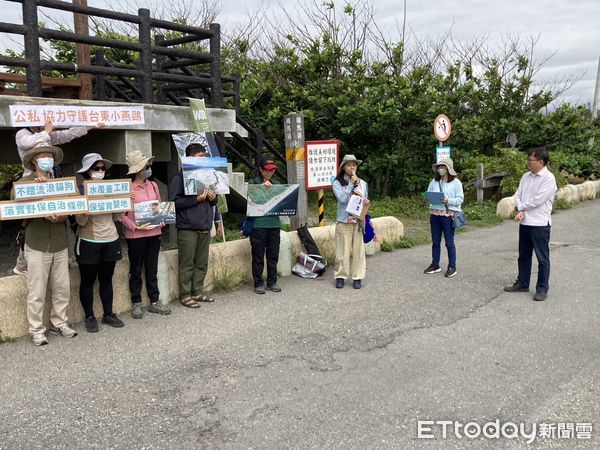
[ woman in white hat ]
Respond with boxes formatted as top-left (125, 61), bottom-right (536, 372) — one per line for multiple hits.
top-left (121, 150), bottom-right (171, 318)
top-left (424, 158), bottom-right (464, 278)
top-left (74, 153), bottom-right (125, 333)
top-left (332, 154), bottom-right (370, 289)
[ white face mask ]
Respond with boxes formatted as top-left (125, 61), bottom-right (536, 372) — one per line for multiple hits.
top-left (90, 171), bottom-right (105, 180)
top-left (36, 157), bottom-right (54, 173)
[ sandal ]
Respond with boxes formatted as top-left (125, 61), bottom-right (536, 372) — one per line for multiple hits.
top-left (193, 294), bottom-right (215, 303)
top-left (180, 297), bottom-right (200, 308)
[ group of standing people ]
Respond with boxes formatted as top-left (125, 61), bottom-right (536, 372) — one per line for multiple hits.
top-left (12, 121), bottom-right (558, 346)
top-left (13, 124), bottom-right (223, 346)
top-left (421, 149), bottom-right (557, 303)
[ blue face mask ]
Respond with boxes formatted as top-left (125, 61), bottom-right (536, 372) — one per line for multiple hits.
top-left (143, 168), bottom-right (152, 179)
top-left (36, 157), bottom-right (54, 173)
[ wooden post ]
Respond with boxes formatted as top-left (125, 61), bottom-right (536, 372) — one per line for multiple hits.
top-left (476, 163), bottom-right (484, 204)
top-left (73, 0), bottom-right (93, 99)
top-left (94, 50), bottom-right (106, 100)
top-left (22, 0), bottom-right (42, 97)
top-left (138, 8), bottom-right (153, 103)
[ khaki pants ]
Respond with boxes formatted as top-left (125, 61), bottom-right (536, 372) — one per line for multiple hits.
top-left (334, 222), bottom-right (366, 280)
top-left (24, 245), bottom-right (70, 334)
top-left (177, 229), bottom-right (211, 298)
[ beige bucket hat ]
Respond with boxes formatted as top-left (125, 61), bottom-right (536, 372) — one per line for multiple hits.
top-left (338, 154), bottom-right (363, 172)
top-left (433, 158), bottom-right (457, 176)
top-left (22, 143), bottom-right (64, 171)
top-left (126, 150), bottom-right (154, 174)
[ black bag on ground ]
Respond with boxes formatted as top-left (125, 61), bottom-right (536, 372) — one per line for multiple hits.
top-left (297, 224), bottom-right (321, 255)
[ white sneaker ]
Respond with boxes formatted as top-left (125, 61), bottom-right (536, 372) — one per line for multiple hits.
top-left (50, 323), bottom-right (78, 338)
top-left (32, 332), bottom-right (48, 346)
top-left (13, 267), bottom-right (28, 276)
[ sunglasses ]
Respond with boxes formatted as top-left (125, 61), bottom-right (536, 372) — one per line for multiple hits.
top-left (91, 166), bottom-right (106, 172)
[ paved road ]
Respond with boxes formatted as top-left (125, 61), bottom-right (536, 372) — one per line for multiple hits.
top-left (1, 200), bottom-right (599, 449)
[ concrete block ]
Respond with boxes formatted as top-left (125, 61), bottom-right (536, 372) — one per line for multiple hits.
top-left (0, 217), bottom-right (404, 339)
top-left (496, 196), bottom-right (516, 218)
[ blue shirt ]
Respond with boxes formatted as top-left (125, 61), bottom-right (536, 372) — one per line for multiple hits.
top-left (426, 178), bottom-right (464, 212)
top-left (333, 175), bottom-right (369, 223)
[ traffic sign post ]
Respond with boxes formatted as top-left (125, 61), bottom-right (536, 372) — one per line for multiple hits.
top-left (433, 114), bottom-right (452, 163)
top-left (433, 114), bottom-right (452, 146)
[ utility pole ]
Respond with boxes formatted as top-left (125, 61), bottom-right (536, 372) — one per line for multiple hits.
top-left (73, 0), bottom-right (93, 100)
top-left (593, 56), bottom-right (600, 119)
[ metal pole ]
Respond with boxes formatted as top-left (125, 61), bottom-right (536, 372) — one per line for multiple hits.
top-left (592, 56), bottom-right (600, 119)
top-left (22, 0), bottom-right (43, 97)
top-left (318, 189), bottom-right (325, 226)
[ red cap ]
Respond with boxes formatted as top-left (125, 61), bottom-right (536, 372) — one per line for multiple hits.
top-left (260, 159), bottom-right (277, 170)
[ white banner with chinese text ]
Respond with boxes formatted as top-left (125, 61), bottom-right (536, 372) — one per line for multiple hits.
top-left (9, 105), bottom-right (145, 127)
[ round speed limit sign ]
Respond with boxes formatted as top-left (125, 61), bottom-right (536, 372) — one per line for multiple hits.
top-left (433, 114), bottom-right (452, 142)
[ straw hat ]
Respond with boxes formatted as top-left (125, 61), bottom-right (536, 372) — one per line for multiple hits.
top-left (22, 143), bottom-right (63, 171)
top-left (77, 153), bottom-right (113, 173)
top-left (433, 158), bottom-right (457, 176)
top-left (126, 150), bottom-right (154, 174)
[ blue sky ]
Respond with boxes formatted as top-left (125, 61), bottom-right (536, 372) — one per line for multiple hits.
top-left (1, 0), bottom-right (597, 107)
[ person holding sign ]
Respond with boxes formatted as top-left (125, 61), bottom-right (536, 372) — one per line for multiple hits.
top-left (121, 150), bottom-right (171, 319)
top-left (169, 144), bottom-right (220, 308)
top-left (12, 121), bottom-right (105, 277)
top-left (74, 153), bottom-right (125, 333)
top-left (16, 144), bottom-right (78, 346)
top-left (424, 158), bottom-right (464, 278)
top-left (332, 154), bottom-right (370, 289)
top-left (249, 158), bottom-right (282, 294)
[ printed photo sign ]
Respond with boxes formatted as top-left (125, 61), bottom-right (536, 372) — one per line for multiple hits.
top-left (84, 180), bottom-right (131, 197)
top-left (181, 156), bottom-right (229, 195)
top-left (13, 177), bottom-right (78, 200)
top-left (0, 197), bottom-right (88, 220)
top-left (9, 105), bottom-right (145, 127)
top-left (134, 201), bottom-right (176, 227)
top-left (246, 184), bottom-right (299, 217)
top-left (305, 140), bottom-right (340, 190)
top-left (172, 132), bottom-right (219, 159)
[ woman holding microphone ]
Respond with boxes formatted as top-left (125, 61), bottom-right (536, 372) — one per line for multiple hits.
top-left (332, 154), bottom-right (370, 289)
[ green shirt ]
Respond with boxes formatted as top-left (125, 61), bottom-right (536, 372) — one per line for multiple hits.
top-left (249, 176), bottom-right (281, 229)
top-left (13, 174), bottom-right (68, 253)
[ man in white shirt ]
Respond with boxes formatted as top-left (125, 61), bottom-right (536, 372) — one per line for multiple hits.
top-left (504, 147), bottom-right (557, 301)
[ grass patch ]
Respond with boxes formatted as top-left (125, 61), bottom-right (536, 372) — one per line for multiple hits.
top-left (462, 200), bottom-right (504, 227)
top-left (211, 261), bottom-right (251, 292)
top-left (553, 197), bottom-right (573, 211)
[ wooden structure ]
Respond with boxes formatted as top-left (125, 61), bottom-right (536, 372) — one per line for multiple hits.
top-left (0, 0), bottom-right (285, 179)
top-left (469, 163), bottom-right (508, 203)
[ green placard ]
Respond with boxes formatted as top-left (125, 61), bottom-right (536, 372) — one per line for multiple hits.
top-left (189, 98), bottom-right (211, 133)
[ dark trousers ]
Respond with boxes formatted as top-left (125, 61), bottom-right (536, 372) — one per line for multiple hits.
top-left (250, 228), bottom-right (280, 287)
top-left (430, 214), bottom-right (456, 268)
top-left (517, 224), bottom-right (551, 294)
top-left (78, 261), bottom-right (116, 318)
top-left (126, 236), bottom-right (161, 304)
